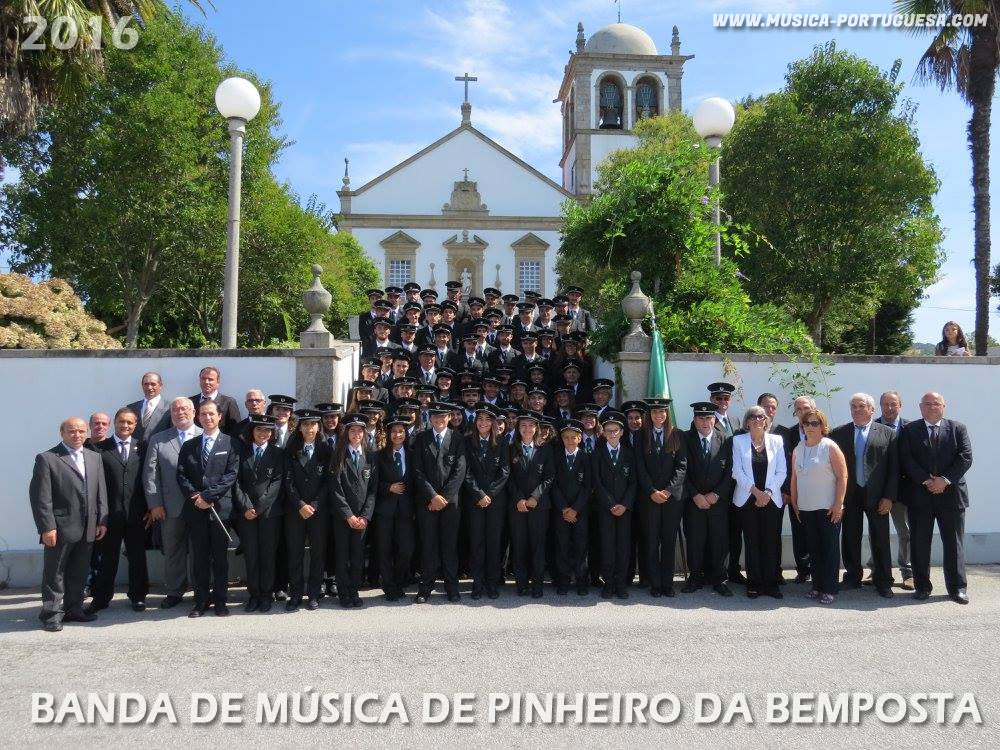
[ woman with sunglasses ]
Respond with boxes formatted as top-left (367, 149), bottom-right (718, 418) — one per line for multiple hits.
top-left (731, 405), bottom-right (787, 599)
top-left (789, 408), bottom-right (847, 605)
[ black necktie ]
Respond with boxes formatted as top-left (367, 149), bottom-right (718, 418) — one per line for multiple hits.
top-left (567, 454), bottom-right (575, 471)
top-left (655, 431), bottom-right (663, 451)
top-left (929, 424), bottom-right (939, 449)
top-left (480, 439), bottom-right (488, 460)
top-left (702, 437), bottom-right (710, 460)
top-left (394, 450), bottom-right (403, 474)
top-left (610, 448), bottom-right (619, 466)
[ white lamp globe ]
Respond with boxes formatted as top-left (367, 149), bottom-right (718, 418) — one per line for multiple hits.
top-left (215, 77), bottom-right (261, 122)
top-left (693, 97), bottom-right (735, 144)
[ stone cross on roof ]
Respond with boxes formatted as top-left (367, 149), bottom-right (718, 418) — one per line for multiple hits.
top-left (455, 72), bottom-right (478, 103)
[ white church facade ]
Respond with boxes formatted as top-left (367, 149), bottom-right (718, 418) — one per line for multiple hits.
top-left (337, 21), bottom-right (693, 297)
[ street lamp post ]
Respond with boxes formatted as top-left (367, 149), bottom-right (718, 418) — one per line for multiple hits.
top-left (214, 77), bottom-right (261, 349)
top-left (693, 97), bottom-right (736, 266)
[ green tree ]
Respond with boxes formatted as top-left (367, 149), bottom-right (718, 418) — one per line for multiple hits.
top-left (1, 11), bottom-right (378, 348)
top-left (723, 42), bottom-right (944, 349)
top-left (557, 112), bottom-right (816, 359)
top-left (895, 0), bottom-right (999, 355)
top-left (1, 0), bottom-right (210, 146)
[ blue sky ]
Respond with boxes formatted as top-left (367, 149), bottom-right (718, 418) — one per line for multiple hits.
top-left (7, 0), bottom-right (997, 344)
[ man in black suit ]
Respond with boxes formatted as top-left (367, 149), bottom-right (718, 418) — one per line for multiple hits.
top-left (190, 366), bottom-right (242, 436)
top-left (362, 317), bottom-right (401, 357)
top-left (29, 417), bottom-right (109, 631)
top-left (128, 371), bottom-right (171, 443)
top-left (830, 393), bottom-right (899, 598)
top-left (488, 325), bottom-right (519, 370)
top-left (177, 400), bottom-right (240, 617)
top-left (551, 420), bottom-right (593, 595)
top-left (234, 414), bottom-right (286, 612)
top-left (899, 392), bottom-right (973, 604)
top-left (358, 288), bottom-right (385, 343)
top-left (87, 407), bottom-right (150, 613)
top-left (412, 403), bottom-right (467, 602)
top-left (592, 411), bottom-right (636, 599)
top-left (683, 402), bottom-right (734, 597)
top-left (872, 390), bottom-right (913, 590)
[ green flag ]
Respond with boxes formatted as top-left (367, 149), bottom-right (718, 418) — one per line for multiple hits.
top-left (647, 320), bottom-right (677, 424)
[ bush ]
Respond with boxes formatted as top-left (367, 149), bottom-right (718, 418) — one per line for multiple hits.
top-left (0, 273), bottom-right (121, 349)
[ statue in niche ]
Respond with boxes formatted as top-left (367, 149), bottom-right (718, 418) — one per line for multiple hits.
top-left (460, 267), bottom-right (473, 297)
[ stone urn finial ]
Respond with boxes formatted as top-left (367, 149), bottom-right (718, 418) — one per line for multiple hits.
top-left (622, 270), bottom-right (651, 340)
top-left (303, 264), bottom-right (332, 333)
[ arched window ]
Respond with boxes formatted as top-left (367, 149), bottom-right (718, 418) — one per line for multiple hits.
top-left (598, 79), bottom-right (623, 129)
top-left (635, 78), bottom-right (659, 120)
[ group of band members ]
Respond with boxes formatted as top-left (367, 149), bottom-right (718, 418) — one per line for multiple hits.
top-left (29, 283), bottom-right (974, 631)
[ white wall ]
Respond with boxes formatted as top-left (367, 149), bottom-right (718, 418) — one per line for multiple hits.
top-left (352, 226), bottom-right (561, 297)
top-left (1, 353), bottom-right (295, 553)
top-left (351, 129), bottom-right (567, 217)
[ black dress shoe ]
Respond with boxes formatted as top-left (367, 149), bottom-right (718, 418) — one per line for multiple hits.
top-left (84, 602), bottom-right (107, 615)
top-left (324, 580), bottom-right (337, 597)
top-left (649, 586), bottom-right (661, 598)
top-left (793, 572), bottom-right (810, 584)
top-left (680, 581), bottom-right (701, 594)
top-left (728, 571), bottom-right (748, 585)
top-left (713, 583), bottom-right (734, 597)
top-left (414, 593), bottom-right (429, 604)
top-left (188, 604), bottom-right (208, 618)
top-left (258, 599), bottom-right (272, 613)
top-left (950, 590), bottom-right (969, 605)
top-left (470, 589), bottom-right (482, 600)
top-left (600, 585), bottom-right (613, 599)
top-left (517, 586), bottom-right (529, 597)
top-left (876, 587), bottom-right (894, 599)
top-left (615, 589), bottom-right (629, 600)
top-left (43, 621), bottom-right (64, 632)
top-left (351, 595), bottom-right (363, 608)
top-left (556, 585), bottom-right (568, 595)
top-left (447, 591), bottom-right (461, 603)
top-left (244, 597), bottom-right (260, 613)
top-left (576, 585), bottom-right (589, 596)
top-left (777, 576), bottom-right (787, 586)
top-left (215, 604), bottom-right (230, 617)
top-left (160, 595), bottom-right (183, 609)
top-left (284, 599), bottom-right (300, 612)
top-left (747, 589), bottom-right (759, 599)
top-left (840, 577), bottom-right (863, 590)
top-left (487, 588), bottom-right (500, 600)
top-left (914, 589), bottom-right (931, 601)
top-left (64, 611), bottom-right (98, 623)
top-left (662, 587), bottom-right (675, 598)
top-left (530, 588), bottom-right (543, 599)
top-left (130, 600), bottom-right (146, 612)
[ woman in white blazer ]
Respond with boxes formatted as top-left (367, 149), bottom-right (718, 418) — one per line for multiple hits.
top-left (731, 405), bottom-right (787, 599)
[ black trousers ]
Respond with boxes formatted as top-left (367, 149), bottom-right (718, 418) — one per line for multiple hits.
top-left (239, 515), bottom-right (281, 599)
top-left (640, 497), bottom-right (684, 589)
top-left (909, 496), bottom-right (966, 594)
top-left (332, 517), bottom-right (367, 597)
top-left (90, 511), bottom-right (149, 606)
top-left (188, 511), bottom-right (230, 606)
top-left (739, 501), bottom-right (782, 591)
top-left (588, 502), bottom-right (604, 584)
top-left (375, 510), bottom-right (416, 593)
top-left (841, 486), bottom-right (892, 587)
top-left (727, 503), bottom-right (744, 577)
top-left (800, 509), bottom-right (840, 595)
top-left (416, 501), bottom-right (461, 594)
top-left (684, 499), bottom-right (728, 585)
top-left (285, 507), bottom-right (329, 600)
top-left (553, 509), bottom-right (589, 586)
top-left (782, 502), bottom-right (810, 574)
top-left (467, 499), bottom-right (506, 591)
top-left (598, 509), bottom-right (632, 591)
top-left (509, 505), bottom-right (548, 589)
top-left (628, 500), bottom-right (648, 584)
top-left (272, 516), bottom-right (289, 593)
top-left (40, 538), bottom-right (92, 624)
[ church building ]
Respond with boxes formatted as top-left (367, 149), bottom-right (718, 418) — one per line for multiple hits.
top-left (337, 21), bottom-right (693, 297)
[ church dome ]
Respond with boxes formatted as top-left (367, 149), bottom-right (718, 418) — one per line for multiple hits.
top-left (584, 23), bottom-right (657, 56)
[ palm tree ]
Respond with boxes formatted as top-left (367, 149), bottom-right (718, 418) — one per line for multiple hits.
top-left (1, 1), bottom-right (210, 143)
top-left (896, 0), bottom-right (1000, 355)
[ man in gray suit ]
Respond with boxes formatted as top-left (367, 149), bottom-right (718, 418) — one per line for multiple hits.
top-left (143, 397), bottom-right (202, 608)
top-left (128, 371), bottom-right (171, 443)
top-left (29, 417), bottom-right (109, 631)
top-left (870, 390), bottom-right (913, 590)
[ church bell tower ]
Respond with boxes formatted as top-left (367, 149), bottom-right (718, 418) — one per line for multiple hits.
top-left (556, 21), bottom-right (694, 196)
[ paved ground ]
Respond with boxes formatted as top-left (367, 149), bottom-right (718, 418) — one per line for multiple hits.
top-left (1, 567), bottom-right (998, 749)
